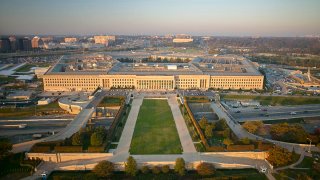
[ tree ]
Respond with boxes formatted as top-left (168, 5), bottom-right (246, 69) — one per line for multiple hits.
top-left (270, 123), bottom-right (308, 143)
top-left (242, 121), bottom-right (263, 134)
top-left (72, 132), bottom-right (83, 146)
top-left (152, 166), bottom-right (161, 174)
top-left (267, 146), bottom-right (293, 167)
top-left (93, 160), bottom-right (114, 178)
top-left (199, 116), bottom-right (208, 129)
top-left (141, 165), bottom-right (149, 174)
top-left (205, 124), bottom-right (214, 138)
top-left (0, 138), bottom-right (12, 159)
top-left (215, 119), bottom-right (228, 130)
top-left (90, 132), bottom-right (104, 146)
top-left (162, 165), bottom-right (170, 173)
top-left (240, 137), bottom-right (251, 145)
top-left (223, 138), bottom-right (233, 147)
top-left (174, 158), bottom-right (186, 176)
top-left (125, 156), bottom-right (137, 176)
top-left (196, 162), bottom-right (215, 176)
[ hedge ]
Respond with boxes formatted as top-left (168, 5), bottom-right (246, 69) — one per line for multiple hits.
top-left (227, 145), bottom-right (255, 151)
top-left (206, 146), bottom-right (225, 152)
top-left (87, 146), bottom-right (105, 153)
top-left (257, 143), bottom-right (273, 151)
top-left (54, 146), bottom-right (83, 153)
top-left (30, 146), bottom-right (51, 153)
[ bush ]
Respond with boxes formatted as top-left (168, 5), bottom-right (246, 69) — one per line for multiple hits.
top-left (90, 132), bottom-right (104, 146)
top-left (196, 162), bottom-right (215, 176)
top-left (174, 158), bottom-right (186, 176)
top-left (152, 166), bottom-right (161, 174)
top-left (54, 146), bottom-right (82, 153)
top-left (125, 156), bottom-right (137, 176)
top-left (71, 132), bottom-right (83, 146)
top-left (30, 146), bottom-right (51, 153)
top-left (84, 173), bottom-right (98, 180)
top-left (162, 165), bottom-right (170, 173)
top-left (227, 145), bottom-right (255, 151)
top-left (93, 160), bottom-right (114, 178)
top-left (141, 165), bottom-right (149, 174)
top-left (87, 146), bottom-right (104, 153)
top-left (267, 146), bottom-right (293, 167)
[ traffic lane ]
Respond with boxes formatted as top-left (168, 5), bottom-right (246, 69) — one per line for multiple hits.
top-left (236, 112), bottom-right (320, 122)
top-left (231, 110), bottom-right (320, 119)
top-left (228, 104), bottom-right (320, 114)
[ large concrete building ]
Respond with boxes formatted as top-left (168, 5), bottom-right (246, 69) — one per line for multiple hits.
top-left (94, 35), bottom-right (116, 45)
top-left (43, 54), bottom-right (264, 92)
top-left (31, 36), bottom-right (44, 48)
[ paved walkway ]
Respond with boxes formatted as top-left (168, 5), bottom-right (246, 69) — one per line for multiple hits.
top-left (167, 95), bottom-right (197, 153)
top-left (114, 94), bottom-right (143, 159)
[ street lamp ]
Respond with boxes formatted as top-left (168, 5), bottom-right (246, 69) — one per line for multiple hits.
top-left (307, 138), bottom-right (312, 153)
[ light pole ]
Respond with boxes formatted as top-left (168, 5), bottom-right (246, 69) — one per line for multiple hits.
top-left (307, 138), bottom-right (312, 153)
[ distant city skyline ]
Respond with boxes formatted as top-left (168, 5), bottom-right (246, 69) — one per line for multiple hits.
top-left (0, 0), bottom-right (320, 37)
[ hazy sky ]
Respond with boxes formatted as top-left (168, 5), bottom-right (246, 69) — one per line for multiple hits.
top-left (0, 0), bottom-right (319, 36)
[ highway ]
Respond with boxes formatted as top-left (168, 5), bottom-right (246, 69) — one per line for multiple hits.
top-left (227, 104), bottom-right (320, 122)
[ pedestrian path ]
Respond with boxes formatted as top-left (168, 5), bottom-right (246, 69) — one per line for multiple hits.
top-left (167, 95), bottom-right (197, 153)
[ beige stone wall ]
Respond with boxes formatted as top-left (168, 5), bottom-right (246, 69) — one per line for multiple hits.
top-left (26, 153), bottom-right (113, 163)
top-left (43, 74), bottom-right (264, 91)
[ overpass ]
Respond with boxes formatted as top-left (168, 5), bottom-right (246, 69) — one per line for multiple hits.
top-left (11, 90), bottom-right (108, 153)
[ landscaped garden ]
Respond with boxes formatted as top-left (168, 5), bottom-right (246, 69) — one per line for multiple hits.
top-left (130, 99), bottom-right (182, 154)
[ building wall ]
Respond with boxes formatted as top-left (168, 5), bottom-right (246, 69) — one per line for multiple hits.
top-left (43, 74), bottom-right (264, 91)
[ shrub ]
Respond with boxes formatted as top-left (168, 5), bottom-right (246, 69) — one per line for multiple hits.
top-left (30, 146), bottom-right (51, 153)
top-left (152, 166), bottom-right (161, 174)
top-left (196, 162), bottom-right (215, 176)
top-left (71, 132), bottom-right (83, 146)
top-left (93, 160), bottom-right (114, 178)
top-left (54, 146), bottom-right (82, 153)
top-left (90, 132), bottom-right (104, 146)
top-left (174, 158), bottom-right (186, 176)
top-left (162, 165), bottom-right (170, 173)
top-left (125, 156), bottom-right (137, 176)
top-left (141, 165), bottom-right (149, 174)
top-left (87, 146), bottom-right (104, 153)
top-left (267, 146), bottom-right (293, 167)
top-left (242, 121), bottom-right (264, 134)
top-left (227, 145), bottom-right (255, 151)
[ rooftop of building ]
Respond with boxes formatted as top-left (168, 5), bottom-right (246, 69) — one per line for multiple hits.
top-left (45, 53), bottom-right (262, 76)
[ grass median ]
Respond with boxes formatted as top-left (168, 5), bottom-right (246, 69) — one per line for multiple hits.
top-left (130, 99), bottom-right (182, 154)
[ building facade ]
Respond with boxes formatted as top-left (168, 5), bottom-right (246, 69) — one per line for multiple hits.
top-left (43, 74), bottom-right (263, 92)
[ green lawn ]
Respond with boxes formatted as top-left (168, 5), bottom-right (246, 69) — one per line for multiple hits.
top-left (15, 64), bottom-right (35, 72)
top-left (130, 99), bottom-right (182, 154)
top-left (222, 94), bottom-right (320, 106)
top-left (98, 97), bottom-right (123, 107)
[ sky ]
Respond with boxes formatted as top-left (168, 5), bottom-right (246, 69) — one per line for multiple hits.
top-left (0, 0), bottom-right (319, 36)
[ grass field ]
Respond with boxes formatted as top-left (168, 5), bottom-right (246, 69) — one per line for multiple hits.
top-left (222, 94), bottom-right (320, 106)
top-left (130, 99), bottom-right (182, 154)
top-left (15, 64), bottom-right (35, 72)
top-left (98, 97), bottom-right (123, 107)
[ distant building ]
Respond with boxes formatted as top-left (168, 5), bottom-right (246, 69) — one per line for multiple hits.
top-left (0, 38), bottom-right (11, 52)
top-left (94, 35), bottom-right (116, 45)
top-left (41, 36), bottom-right (53, 43)
top-left (9, 36), bottom-right (18, 51)
top-left (31, 36), bottom-right (44, 48)
top-left (64, 37), bottom-right (77, 43)
top-left (18, 37), bottom-right (32, 51)
top-left (173, 34), bottom-right (193, 43)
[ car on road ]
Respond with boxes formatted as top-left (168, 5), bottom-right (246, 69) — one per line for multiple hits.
top-left (262, 109), bottom-right (268, 111)
top-left (235, 110), bottom-right (241, 113)
top-left (290, 112), bottom-right (297, 115)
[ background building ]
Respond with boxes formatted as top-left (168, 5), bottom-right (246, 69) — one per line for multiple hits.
top-left (31, 36), bottom-right (44, 48)
top-left (64, 37), bottom-right (77, 43)
top-left (94, 35), bottom-right (116, 45)
top-left (0, 38), bottom-right (11, 52)
top-left (18, 37), bottom-right (32, 51)
top-left (173, 34), bottom-right (193, 43)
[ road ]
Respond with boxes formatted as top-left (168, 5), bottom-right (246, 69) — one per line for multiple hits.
top-left (228, 104), bottom-right (320, 121)
top-left (11, 90), bottom-right (109, 153)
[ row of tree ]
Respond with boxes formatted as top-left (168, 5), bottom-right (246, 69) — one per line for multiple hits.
top-left (93, 156), bottom-right (215, 178)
